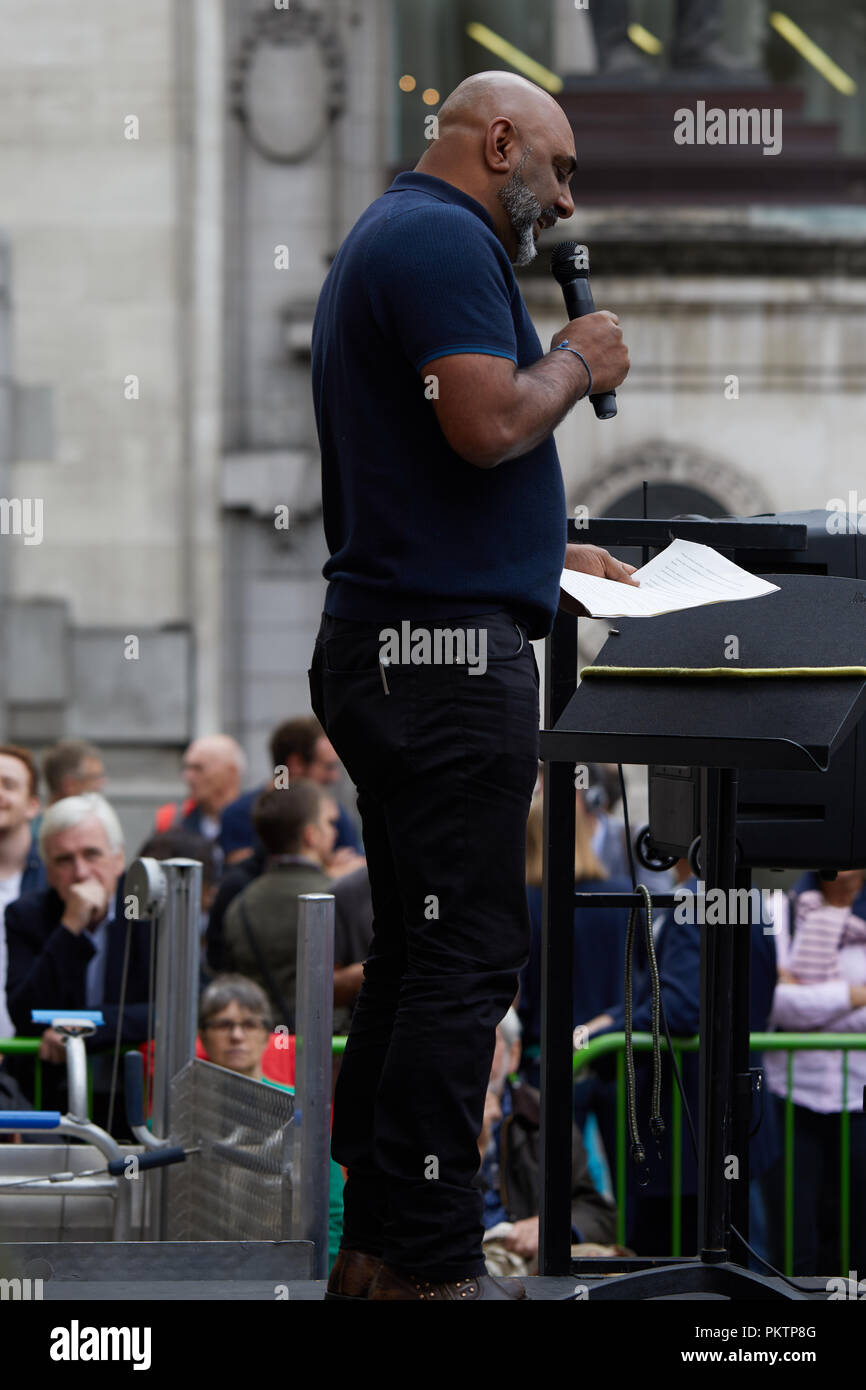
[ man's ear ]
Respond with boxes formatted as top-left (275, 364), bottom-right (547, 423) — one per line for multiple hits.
top-left (484, 117), bottom-right (516, 175)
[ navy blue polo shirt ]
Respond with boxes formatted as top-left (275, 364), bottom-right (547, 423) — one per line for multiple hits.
top-left (311, 171), bottom-right (567, 641)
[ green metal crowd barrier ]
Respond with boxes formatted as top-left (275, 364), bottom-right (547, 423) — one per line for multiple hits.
top-left (575, 1031), bottom-right (866, 1275)
top-left (4, 1031), bottom-right (859, 1274)
top-left (0, 1033), bottom-right (351, 1113)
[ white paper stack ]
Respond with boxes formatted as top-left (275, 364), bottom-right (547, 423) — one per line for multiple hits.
top-left (559, 538), bottom-right (780, 619)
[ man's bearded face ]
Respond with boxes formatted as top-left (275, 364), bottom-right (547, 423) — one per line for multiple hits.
top-left (497, 146), bottom-right (557, 267)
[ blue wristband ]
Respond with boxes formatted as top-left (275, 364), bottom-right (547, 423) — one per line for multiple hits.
top-left (555, 341), bottom-right (593, 400)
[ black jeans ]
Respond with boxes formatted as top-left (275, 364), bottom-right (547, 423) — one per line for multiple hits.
top-left (309, 609), bottom-right (540, 1279)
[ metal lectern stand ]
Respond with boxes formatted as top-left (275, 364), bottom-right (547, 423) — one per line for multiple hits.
top-left (538, 517), bottom-right (866, 1298)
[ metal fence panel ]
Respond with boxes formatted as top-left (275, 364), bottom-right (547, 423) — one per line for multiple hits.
top-left (166, 1060), bottom-right (294, 1241)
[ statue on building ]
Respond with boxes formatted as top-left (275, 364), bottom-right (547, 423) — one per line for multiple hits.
top-left (589, 0), bottom-right (764, 80)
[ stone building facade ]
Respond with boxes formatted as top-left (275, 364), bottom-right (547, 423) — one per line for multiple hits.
top-left (0, 0), bottom-right (864, 845)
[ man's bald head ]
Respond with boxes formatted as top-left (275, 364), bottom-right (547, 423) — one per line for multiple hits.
top-left (182, 734), bottom-right (247, 815)
top-left (415, 71), bottom-right (576, 266)
top-left (435, 71), bottom-right (572, 150)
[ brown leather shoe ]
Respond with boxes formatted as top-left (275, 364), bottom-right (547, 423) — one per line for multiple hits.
top-left (367, 1262), bottom-right (527, 1300)
top-left (325, 1249), bottom-right (383, 1301)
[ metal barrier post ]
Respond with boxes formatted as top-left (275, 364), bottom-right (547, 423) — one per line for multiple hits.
top-left (150, 859), bottom-right (201, 1137)
top-left (64, 1034), bottom-right (90, 1122)
top-left (292, 893), bottom-right (335, 1279)
top-left (125, 856), bottom-right (201, 1238)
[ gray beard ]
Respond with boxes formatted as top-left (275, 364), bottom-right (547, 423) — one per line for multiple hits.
top-left (497, 148), bottom-right (548, 267)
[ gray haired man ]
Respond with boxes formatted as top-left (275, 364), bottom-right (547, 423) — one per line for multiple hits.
top-left (5, 793), bottom-right (155, 1134)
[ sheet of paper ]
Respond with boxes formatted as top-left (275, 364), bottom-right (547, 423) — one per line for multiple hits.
top-left (559, 537), bottom-right (780, 618)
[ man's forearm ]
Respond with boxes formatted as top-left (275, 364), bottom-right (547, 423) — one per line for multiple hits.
top-left (333, 962), bottom-right (364, 1005)
top-left (497, 350), bottom-right (590, 463)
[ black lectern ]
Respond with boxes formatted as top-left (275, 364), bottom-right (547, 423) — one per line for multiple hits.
top-left (538, 517), bottom-right (866, 1298)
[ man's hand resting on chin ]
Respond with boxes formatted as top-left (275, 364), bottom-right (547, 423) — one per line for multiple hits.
top-left (559, 543), bottom-right (639, 617)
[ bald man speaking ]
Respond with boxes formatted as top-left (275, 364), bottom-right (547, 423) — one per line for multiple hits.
top-left (310, 72), bottom-right (633, 1301)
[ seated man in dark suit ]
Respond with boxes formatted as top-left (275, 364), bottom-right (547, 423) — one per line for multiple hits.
top-left (5, 792), bottom-right (154, 1135)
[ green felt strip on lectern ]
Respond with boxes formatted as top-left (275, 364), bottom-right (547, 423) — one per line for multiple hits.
top-left (580, 665), bottom-right (866, 679)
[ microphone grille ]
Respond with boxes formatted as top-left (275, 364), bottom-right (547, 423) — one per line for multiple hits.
top-left (551, 241), bottom-right (590, 284)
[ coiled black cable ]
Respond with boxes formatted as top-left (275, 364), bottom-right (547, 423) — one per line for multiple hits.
top-left (623, 880), bottom-right (665, 1181)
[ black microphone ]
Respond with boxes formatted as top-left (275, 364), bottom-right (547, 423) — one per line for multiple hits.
top-left (550, 241), bottom-right (617, 420)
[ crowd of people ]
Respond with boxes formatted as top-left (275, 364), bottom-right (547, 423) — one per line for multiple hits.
top-left (0, 731), bottom-right (863, 1275)
top-left (0, 723), bottom-right (368, 1123)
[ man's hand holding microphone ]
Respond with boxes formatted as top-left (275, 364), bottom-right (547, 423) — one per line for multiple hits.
top-left (550, 308), bottom-right (630, 400)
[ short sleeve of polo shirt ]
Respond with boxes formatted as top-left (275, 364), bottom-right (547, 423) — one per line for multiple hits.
top-left (365, 206), bottom-right (518, 374)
